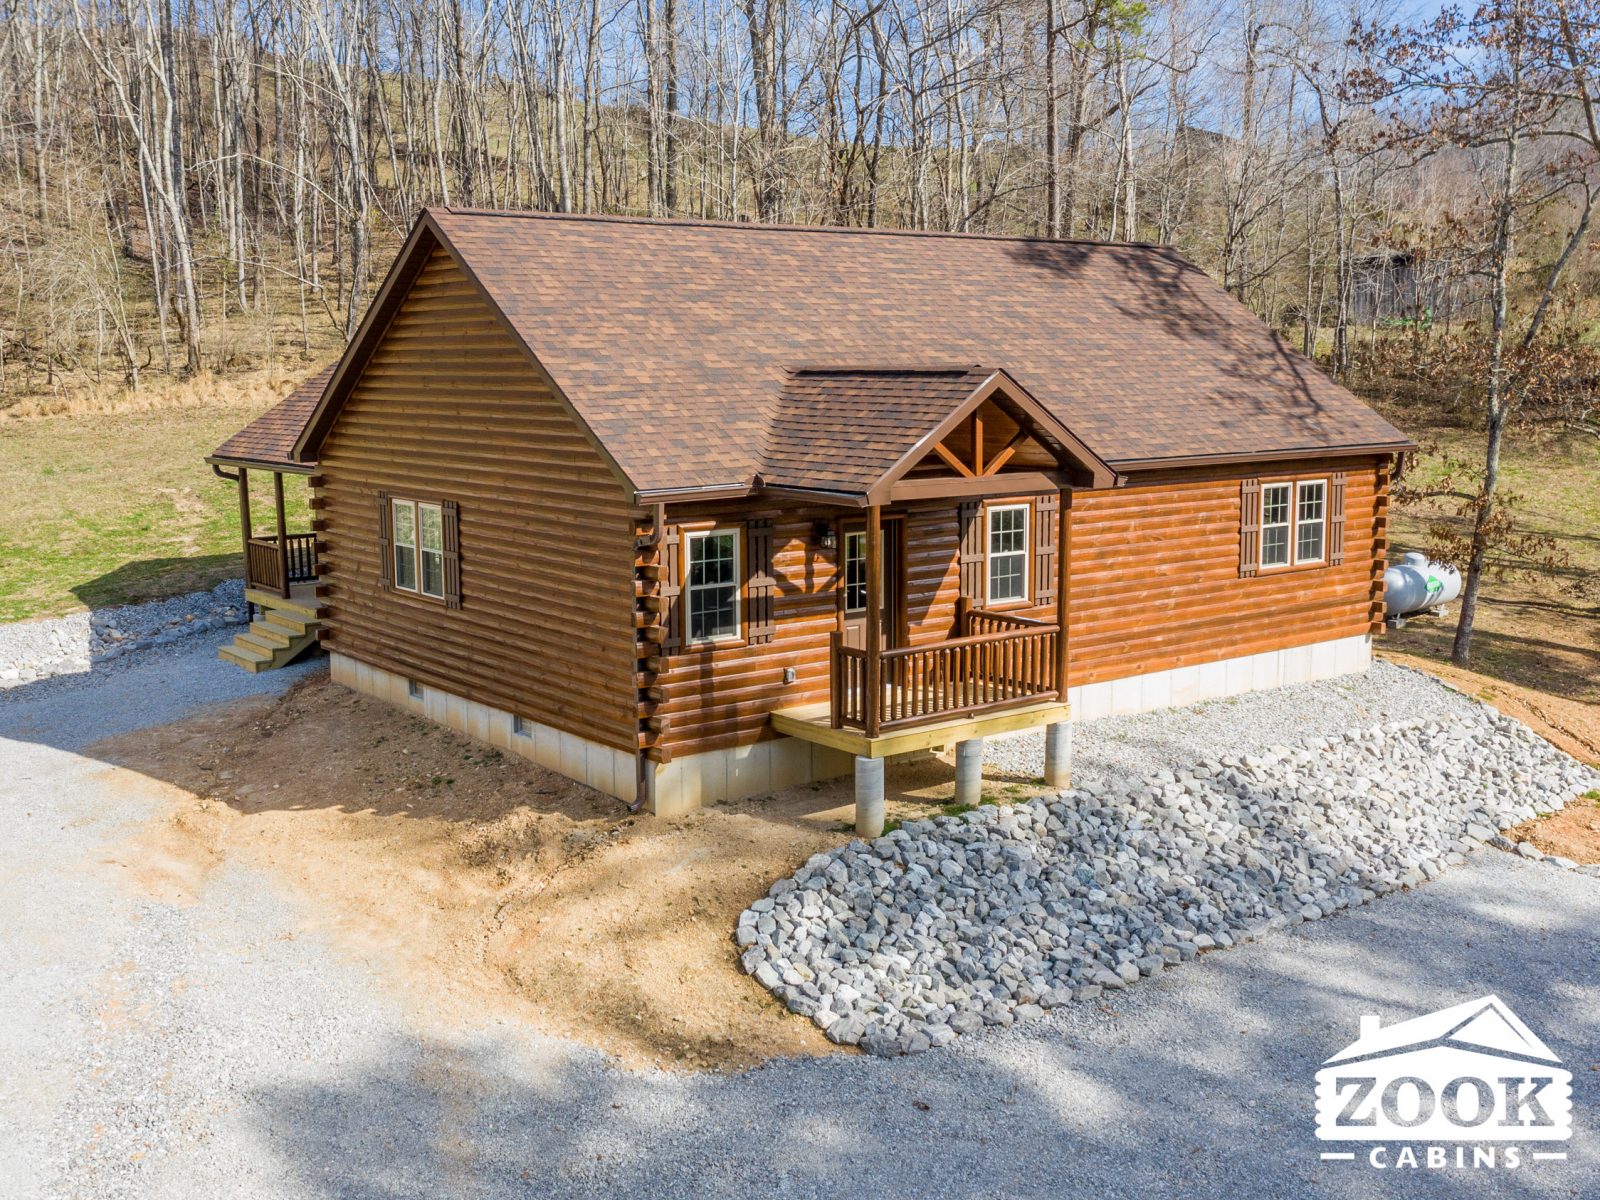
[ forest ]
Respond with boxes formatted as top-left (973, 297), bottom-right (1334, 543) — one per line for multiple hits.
top-left (0, 0), bottom-right (1597, 678)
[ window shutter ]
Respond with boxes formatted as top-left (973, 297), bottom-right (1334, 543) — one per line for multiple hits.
top-left (957, 501), bottom-right (984, 601)
top-left (376, 492), bottom-right (393, 590)
top-left (441, 499), bottom-right (462, 609)
top-left (1034, 493), bottom-right (1059, 605)
top-left (1239, 478), bottom-right (1261, 579)
top-left (1328, 471), bottom-right (1347, 566)
top-left (747, 519), bottom-right (777, 644)
top-left (659, 525), bottom-right (683, 653)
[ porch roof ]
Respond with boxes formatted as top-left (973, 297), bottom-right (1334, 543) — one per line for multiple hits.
top-left (207, 365), bottom-right (332, 473)
top-left (758, 365), bottom-right (1118, 503)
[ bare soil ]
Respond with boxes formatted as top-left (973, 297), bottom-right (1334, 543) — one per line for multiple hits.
top-left (91, 673), bottom-right (988, 1072)
top-left (1505, 796), bottom-right (1600, 866)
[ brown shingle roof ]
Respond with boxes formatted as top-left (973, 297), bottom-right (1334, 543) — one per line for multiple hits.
top-left (761, 367), bottom-right (994, 494)
top-left (419, 210), bottom-right (1409, 493)
top-left (211, 366), bottom-right (333, 470)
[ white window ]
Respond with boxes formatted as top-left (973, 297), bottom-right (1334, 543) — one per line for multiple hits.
top-left (392, 498), bottom-right (445, 598)
top-left (1259, 479), bottom-right (1326, 569)
top-left (685, 529), bottom-right (741, 643)
top-left (512, 714), bottom-right (532, 738)
top-left (1260, 483), bottom-right (1292, 568)
top-left (843, 530), bottom-right (868, 613)
top-left (986, 504), bottom-right (1029, 604)
top-left (1295, 480), bottom-right (1327, 564)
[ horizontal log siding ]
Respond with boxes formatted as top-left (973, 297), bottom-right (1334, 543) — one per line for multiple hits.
top-left (660, 456), bottom-right (1386, 759)
top-left (1064, 456), bottom-right (1385, 685)
top-left (316, 247), bottom-right (637, 752)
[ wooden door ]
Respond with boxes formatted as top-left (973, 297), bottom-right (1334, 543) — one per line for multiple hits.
top-left (841, 518), bottom-right (903, 650)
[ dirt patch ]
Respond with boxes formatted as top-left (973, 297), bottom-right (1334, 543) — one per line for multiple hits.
top-left (1505, 794), bottom-right (1600, 865)
top-left (1377, 648), bottom-right (1600, 767)
top-left (91, 673), bottom-right (972, 1071)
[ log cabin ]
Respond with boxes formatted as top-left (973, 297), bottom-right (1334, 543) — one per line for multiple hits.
top-left (208, 209), bottom-right (1413, 830)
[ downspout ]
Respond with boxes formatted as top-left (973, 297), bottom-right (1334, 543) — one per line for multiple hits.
top-left (211, 463), bottom-right (241, 482)
top-left (630, 502), bottom-right (667, 813)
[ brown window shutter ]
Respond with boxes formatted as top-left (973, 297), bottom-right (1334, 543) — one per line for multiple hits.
top-left (659, 525), bottom-right (683, 652)
top-left (957, 500), bottom-right (984, 601)
top-left (1034, 493), bottom-right (1059, 605)
top-left (1328, 471), bottom-right (1347, 566)
top-left (1239, 478), bottom-right (1261, 578)
top-left (376, 492), bottom-right (393, 590)
top-left (441, 499), bottom-right (462, 609)
top-left (747, 519), bottom-right (777, 644)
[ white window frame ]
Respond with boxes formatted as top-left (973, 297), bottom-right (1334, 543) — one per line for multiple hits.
top-left (391, 497), bottom-right (446, 599)
top-left (1258, 479), bottom-right (1327, 570)
top-left (1259, 482), bottom-right (1293, 569)
top-left (684, 528), bottom-right (743, 645)
top-left (985, 503), bottom-right (1030, 606)
top-left (843, 529), bottom-right (868, 614)
top-left (1294, 479), bottom-right (1327, 566)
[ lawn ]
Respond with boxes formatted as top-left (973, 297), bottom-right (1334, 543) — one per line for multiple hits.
top-left (0, 390), bottom-right (311, 622)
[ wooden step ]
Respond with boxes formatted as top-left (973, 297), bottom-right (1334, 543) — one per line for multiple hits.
top-left (262, 610), bottom-right (314, 637)
top-left (246, 620), bottom-right (295, 650)
top-left (219, 641), bottom-right (271, 672)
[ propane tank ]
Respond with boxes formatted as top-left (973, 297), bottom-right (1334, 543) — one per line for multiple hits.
top-left (1384, 551), bottom-right (1463, 617)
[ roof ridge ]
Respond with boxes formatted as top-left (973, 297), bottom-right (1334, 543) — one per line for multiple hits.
top-left (432, 205), bottom-right (1176, 253)
top-left (787, 363), bottom-right (988, 378)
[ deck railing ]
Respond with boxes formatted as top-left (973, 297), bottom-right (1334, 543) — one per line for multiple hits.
top-left (245, 532), bottom-right (317, 596)
top-left (830, 623), bottom-right (1061, 733)
top-left (963, 606), bottom-right (1055, 638)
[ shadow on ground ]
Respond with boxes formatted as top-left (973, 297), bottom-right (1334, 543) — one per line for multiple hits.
top-left (244, 852), bottom-right (1600, 1199)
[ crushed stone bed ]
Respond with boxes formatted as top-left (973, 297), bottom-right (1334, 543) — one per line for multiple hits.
top-left (0, 581), bottom-right (246, 688)
top-left (738, 702), bottom-right (1600, 1057)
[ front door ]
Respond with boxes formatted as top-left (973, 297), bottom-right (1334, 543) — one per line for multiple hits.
top-left (841, 518), bottom-right (904, 650)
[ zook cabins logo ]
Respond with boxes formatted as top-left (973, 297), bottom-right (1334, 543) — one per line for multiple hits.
top-left (1315, 995), bottom-right (1573, 1171)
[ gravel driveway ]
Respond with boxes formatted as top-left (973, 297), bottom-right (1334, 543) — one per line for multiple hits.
top-left (2, 636), bottom-right (1596, 1199)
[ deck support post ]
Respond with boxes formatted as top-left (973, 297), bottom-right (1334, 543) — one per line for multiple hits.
top-left (954, 738), bottom-right (983, 806)
top-left (272, 470), bottom-right (290, 599)
top-left (1044, 721), bottom-right (1073, 789)
top-left (854, 756), bottom-right (885, 837)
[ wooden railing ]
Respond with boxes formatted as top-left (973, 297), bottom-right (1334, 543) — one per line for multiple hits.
top-left (245, 533), bottom-right (317, 596)
top-left (963, 607), bottom-right (1055, 638)
top-left (831, 623), bottom-right (1061, 733)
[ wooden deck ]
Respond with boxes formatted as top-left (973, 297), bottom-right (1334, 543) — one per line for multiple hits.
top-left (771, 697), bottom-right (1070, 759)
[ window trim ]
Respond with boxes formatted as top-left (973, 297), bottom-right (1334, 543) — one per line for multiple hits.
top-left (1257, 476), bottom-right (1328, 571)
top-left (842, 528), bottom-right (869, 615)
top-left (1293, 479), bottom-right (1327, 566)
top-left (683, 526), bottom-right (744, 647)
top-left (390, 497), bottom-right (447, 600)
top-left (984, 502), bottom-right (1031, 606)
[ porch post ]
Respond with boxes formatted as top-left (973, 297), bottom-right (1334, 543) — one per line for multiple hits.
top-left (1055, 489), bottom-right (1071, 701)
top-left (864, 504), bottom-right (883, 739)
top-left (273, 470), bottom-right (290, 599)
top-left (237, 466), bottom-right (252, 551)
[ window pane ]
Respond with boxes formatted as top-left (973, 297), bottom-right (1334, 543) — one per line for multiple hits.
top-left (690, 584), bottom-right (738, 640)
top-left (1297, 482), bottom-right (1325, 525)
top-left (989, 506), bottom-right (1026, 555)
top-left (1261, 485), bottom-right (1290, 528)
top-left (421, 548), bottom-right (444, 597)
top-left (394, 544), bottom-right (417, 591)
top-left (690, 532), bottom-right (736, 587)
top-left (419, 503), bottom-right (443, 553)
top-left (1296, 522), bottom-right (1324, 563)
top-left (989, 554), bottom-right (1025, 602)
top-left (844, 531), bottom-right (867, 612)
top-left (1261, 525), bottom-right (1290, 567)
top-left (392, 500), bottom-right (416, 549)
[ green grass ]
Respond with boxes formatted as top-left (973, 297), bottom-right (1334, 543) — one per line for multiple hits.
top-left (0, 405), bottom-right (310, 621)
